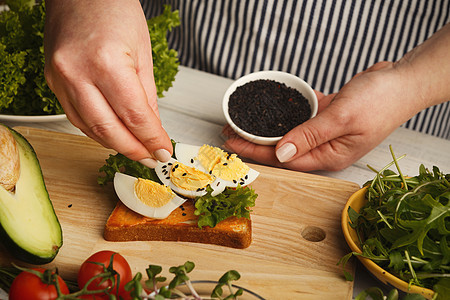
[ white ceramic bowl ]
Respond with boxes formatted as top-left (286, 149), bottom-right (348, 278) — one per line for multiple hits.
top-left (222, 71), bottom-right (318, 146)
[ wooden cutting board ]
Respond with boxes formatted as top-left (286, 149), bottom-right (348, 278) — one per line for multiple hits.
top-left (0, 127), bottom-right (360, 299)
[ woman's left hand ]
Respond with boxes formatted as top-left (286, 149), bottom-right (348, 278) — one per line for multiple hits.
top-left (222, 62), bottom-right (422, 171)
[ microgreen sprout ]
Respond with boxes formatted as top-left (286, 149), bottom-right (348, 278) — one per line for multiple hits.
top-left (137, 261), bottom-right (244, 300)
top-left (2, 261), bottom-right (245, 300)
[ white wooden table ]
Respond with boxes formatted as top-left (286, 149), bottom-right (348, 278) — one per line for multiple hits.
top-left (1, 66), bottom-right (449, 298)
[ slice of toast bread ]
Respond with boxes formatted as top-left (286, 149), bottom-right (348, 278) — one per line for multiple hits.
top-left (104, 200), bottom-right (252, 249)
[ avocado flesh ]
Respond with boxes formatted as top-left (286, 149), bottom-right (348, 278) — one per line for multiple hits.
top-left (0, 127), bottom-right (62, 264)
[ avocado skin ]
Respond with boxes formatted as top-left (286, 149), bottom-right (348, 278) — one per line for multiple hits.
top-left (0, 224), bottom-right (59, 264)
top-left (0, 125), bottom-right (63, 264)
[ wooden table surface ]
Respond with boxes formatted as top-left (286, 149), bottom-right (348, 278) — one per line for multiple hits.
top-left (1, 66), bottom-right (449, 298)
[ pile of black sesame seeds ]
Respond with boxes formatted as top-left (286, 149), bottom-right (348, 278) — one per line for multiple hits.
top-left (228, 79), bottom-right (311, 137)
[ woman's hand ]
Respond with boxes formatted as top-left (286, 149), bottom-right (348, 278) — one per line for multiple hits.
top-left (222, 62), bottom-right (432, 171)
top-left (44, 0), bottom-right (172, 167)
top-left (224, 22), bottom-right (450, 172)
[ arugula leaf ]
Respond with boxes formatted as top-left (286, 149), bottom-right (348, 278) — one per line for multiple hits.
top-left (388, 251), bottom-right (405, 273)
top-left (433, 278), bottom-right (450, 300)
top-left (194, 185), bottom-right (257, 228)
top-left (342, 147), bottom-right (450, 295)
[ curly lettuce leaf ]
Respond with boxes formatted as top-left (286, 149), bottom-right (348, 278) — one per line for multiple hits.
top-left (0, 44), bottom-right (26, 110)
top-left (1, 2), bottom-right (179, 115)
top-left (97, 153), bottom-right (160, 185)
top-left (148, 5), bottom-right (180, 98)
top-left (194, 185), bottom-right (258, 228)
top-left (98, 140), bottom-right (176, 185)
top-left (0, 0), bottom-right (63, 115)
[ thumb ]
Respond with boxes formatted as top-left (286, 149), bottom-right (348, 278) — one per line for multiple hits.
top-left (274, 107), bottom-right (349, 171)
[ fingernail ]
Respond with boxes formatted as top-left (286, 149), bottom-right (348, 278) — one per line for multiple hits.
top-left (139, 158), bottom-right (158, 168)
top-left (276, 143), bottom-right (297, 162)
top-left (153, 149), bottom-right (171, 162)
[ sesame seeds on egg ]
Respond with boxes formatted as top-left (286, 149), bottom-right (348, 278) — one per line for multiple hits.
top-left (174, 143), bottom-right (259, 196)
top-left (155, 158), bottom-right (215, 198)
top-left (112, 142), bottom-right (259, 220)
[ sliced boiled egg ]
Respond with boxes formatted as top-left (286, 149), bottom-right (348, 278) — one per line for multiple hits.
top-left (155, 158), bottom-right (215, 198)
top-left (174, 143), bottom-right (259, 196)
top-left (113, 172), bottom-right (186, 219)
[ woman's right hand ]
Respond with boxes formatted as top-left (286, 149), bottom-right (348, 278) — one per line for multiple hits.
top-left (44, 0), bottom-right (172, 167)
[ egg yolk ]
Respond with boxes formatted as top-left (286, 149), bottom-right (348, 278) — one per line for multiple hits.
top-left (170, 162), bottom-right (214, 191)
top-left (134, 178), bottom-right (175, 207)
top-left (196, 144), bottom-right (223, 171)
top-left (197, 145), bottom-right (249, 181)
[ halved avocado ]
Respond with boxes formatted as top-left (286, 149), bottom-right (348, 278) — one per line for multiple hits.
top-left (0, 125), bottom-right (62, 264)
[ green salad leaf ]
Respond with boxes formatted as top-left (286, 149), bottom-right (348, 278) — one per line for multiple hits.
top-left (195, 185), bottom-right (257, 228)
top-left (0, 0), bottom-right (62, 115)
top-left (339, 146), bottom-right (450, 299)
top-left (97, 140), bottom-right (176, 185)
top-left (97, 153), bottom-right (160, 186)
top-left (0, 1), bottom-right (179, 115)
top-left (148, 5), bottom-right (180, 98)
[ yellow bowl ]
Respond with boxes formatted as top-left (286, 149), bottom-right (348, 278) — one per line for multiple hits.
top-left (341, 187), bottom-right (435, 299)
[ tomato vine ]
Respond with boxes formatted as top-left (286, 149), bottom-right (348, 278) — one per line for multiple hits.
top-left (0, 251), bottom-right (244, 300)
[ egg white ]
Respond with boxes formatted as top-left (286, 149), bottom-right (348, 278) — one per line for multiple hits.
top-left (113, 172), bottom-right (186, 219)
top-left (154, 158), bottom-right (209, 199)
top-left (174, 143), bottom-right (259, 196)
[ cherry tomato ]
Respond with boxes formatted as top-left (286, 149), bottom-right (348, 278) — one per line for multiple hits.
top-left (9, 268), bottom-right (69, 300)
top-left (77, 250), bottom-right (132, 298)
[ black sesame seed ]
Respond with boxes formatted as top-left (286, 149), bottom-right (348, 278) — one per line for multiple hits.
top-left (226, 154), bottom-right (231, 160)
top-left (182, 213), bottom-right (186, 216)
top-left (162, 165), bottom-right (167, 168)
top-left (233, 180), bottom-right (237, 184)
top-left (175, 164), bottom-right (179, 168)
top-left (180, 206), bottom-right (185, 211)
top-left (245, 175), bottom-right (248, 179)
top-left (68, 204), bottom-right (72, 208)
top-left (182, 173), bottom-right (187, 176)
top-left (217, 182), bottom-right (220, 186)
top-left (209, 170), bottom-right (212, 174)
top-left (168, 162), bottom-right (172, 165)
top-left (172, 168), bottom-right (176, 172)
top-left (190, 158), bottom-right (194, 163)
top-left (228, 79), bottom-right (311, 137)
top-left (223, 163), bottom-right (228, 166)
top-left (166, 177), bottom-right (170, 180)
